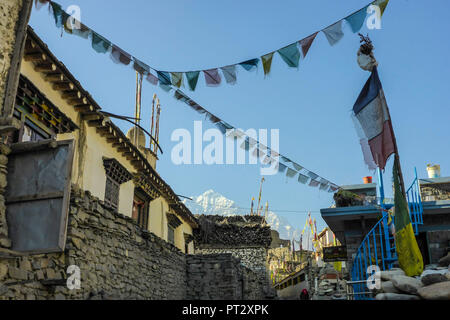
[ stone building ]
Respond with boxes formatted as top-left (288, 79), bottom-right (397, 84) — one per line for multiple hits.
top-left (192, 214), bottom-right (276, 299)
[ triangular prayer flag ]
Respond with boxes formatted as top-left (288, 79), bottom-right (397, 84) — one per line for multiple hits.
top-left (298, 173), bottom-right (309, 184)
top-left (261, 52), bottom-right (274, 76)
top-left (203, 68), bottom-right (221, 87)
top-left (157, 71), bottom-right (172, 92)
top-left (322, 20), bottom-right (344, 46)
top-left (373, 0), bottom-right (389, 16)
top-left (146, 72), bottom-right (158, 85)
top-left (307, 171), bottom-right (319, 180)
top-left (292, 163), bottom-right (303, 171)
top-left (309, 179), bottom-right (320, 187)
top-left (72, 21), bottom-right (91, 39)
top-left (170, 72), bottom-right (183, 88)
top-left (133, 58), bottom-right (150, 74)
top-left (50, 2), bottom-right (64, 28)
top-left (220, 65), bottom-right (237, 85)
top-left (239, 59), bottom-right (259, 71)
top-left (299, 32), bottom-right (318, 58)
top-left (286, 168), bottom-right (297, 178)
top-left (186, 71), bottom-right (200, 91)
top-left (277, 43), bottom-right (301, 68)
top-left (345, 7), bottom-right (368, 33)
top-left (110, 45), bottom-right (132, 65)
top-left (91, 32), bottom-right (111, 54)
top-left (278, 163), bottom-right (287, 173)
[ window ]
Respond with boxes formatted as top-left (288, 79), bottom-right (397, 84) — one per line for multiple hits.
top-left (167, 225), bottom-right (175, 245)
top-left (7, 75), bottom-right (77, 145)
top-left (132, 188), bottom-right (150, 230)
top-left (104, 176), bottom-right (120, 210)
top-left (103, 158), bottom-right (132, 212)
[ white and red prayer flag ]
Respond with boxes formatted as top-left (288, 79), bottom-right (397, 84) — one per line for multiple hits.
top-left (352, 67), bottom-right (395, 170)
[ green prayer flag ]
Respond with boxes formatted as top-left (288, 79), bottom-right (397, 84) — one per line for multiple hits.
top-left (171, 72), bottom-right (183, 88)
top-left (261, 52), bottom-right (274, 76)
top-left (372, 0), bottom-right (389, 16)
top-left (91, 32), bottom-right (111, 54)
top-left (393, 156), bottom-right (423, 276)
top-left (277, 43), bottom-right (300, 68)
top-left (186, 71), bottom-right (200, 91)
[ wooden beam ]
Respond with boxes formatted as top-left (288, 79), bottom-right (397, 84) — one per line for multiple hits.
top-left (45, 73), bottom-right (64, 82)
top-left (118, 147), bottom-right (129, 153)
top-left (34, 62), bottom-right (56, 72)
top-left (87, 119), bottom-right (104, 127)
top-left (67, 97), bottom-right (88, 106)
top-left (74, 104), bottom-right (94, 113)
top-left (82, 113), bottom-right (102, 121)
top-left (52, 81), bottom-right (74, 91)
top-left (24, 52), bottom-right (46, 62)
top-left (61, 90), bottom-right (81, 100)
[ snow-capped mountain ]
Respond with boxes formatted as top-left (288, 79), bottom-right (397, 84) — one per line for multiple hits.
top-left (183, 190), bottom-right (302, 241)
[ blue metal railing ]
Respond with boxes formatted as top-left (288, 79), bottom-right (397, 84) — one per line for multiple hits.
top-left (350, 168), bottom-right (424, 300)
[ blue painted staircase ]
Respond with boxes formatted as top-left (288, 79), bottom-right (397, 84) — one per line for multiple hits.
top-left (350, 169), bottom-right (424, 300)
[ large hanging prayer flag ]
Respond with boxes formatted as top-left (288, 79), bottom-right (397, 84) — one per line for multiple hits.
top-left (352, 67), bottom-right (395, 170)
top-left (393, 156), bottom-right (423, 276)
top-left (220, 65), bottom-right (237, 85)
top-left (50, 2), bottom-right (64, 28)
top-left (261, 52), bottom-right (274, 76)
top-left (186, 71), bottom-right (200, 91)
top-left (345, 7), bottom-right (368, 33)
top-left (278, 43), bottom-right (301, 68)
top-left (204, 68), bottom-right (221, 86)
top-left (322, 20), bottom-right (344, 46)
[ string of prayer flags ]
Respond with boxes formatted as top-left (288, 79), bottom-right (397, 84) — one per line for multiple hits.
top-left (45, 0), bottom-right (389, 92)
top-left (322, 20), bottom-right (344, 46)
top-left (277, 43), bottom-right (301, 68)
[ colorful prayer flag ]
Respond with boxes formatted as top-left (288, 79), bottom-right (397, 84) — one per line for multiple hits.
top-left (322, 20), bottom-right (344, 46)
top-left (239, 59), bottom-right (259, 71)
top-left (220, 65), bottom-right (237, 85)
top-left (345, 6), bottom-right (368, 33)
top-left (261, 52), bottom-right (274, 76)
top-left (299, 32), bottom-right (318, 58)
top-left (111, 45), bottom-right (132, 65)
top-left (91, 32), bottom-right (111, 54)
top-left (170, 72), bottom-right (183, 88)
top-left (393, 156), bottom-right (423, 276)
top-left (352, 67), bottom-right (395, 170)
top-left (278, 43), bottom-right (301, 68)
top-left (186, 71), bottom-right (200, 91)
top-left (204, 68), bottom-right (221, 86)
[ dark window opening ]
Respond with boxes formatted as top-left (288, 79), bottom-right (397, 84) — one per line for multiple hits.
top-left (132, 188), bottom-right (151, 230)
top-left (168, 225), bottom-right (175, 245)
top-left (104, 176), bottom-right (120, 211)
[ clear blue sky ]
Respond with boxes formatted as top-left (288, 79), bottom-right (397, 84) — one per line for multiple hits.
top-left (29, 0), bottom-right (450, 233)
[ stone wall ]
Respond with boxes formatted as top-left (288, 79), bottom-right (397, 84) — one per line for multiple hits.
top-left (420, 184), bottom-right (450, 202)
top-left (0, 186), bottom-right (187, 300)
top-left (427, 230), bottom-right (450, 264)
top-left (186, 253), bottom-right (273, 300)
